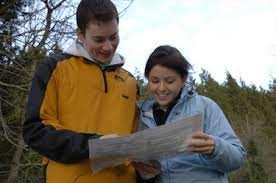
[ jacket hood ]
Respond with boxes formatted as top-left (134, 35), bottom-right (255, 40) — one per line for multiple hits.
top-left (63, 40), bottom-right (125, 66)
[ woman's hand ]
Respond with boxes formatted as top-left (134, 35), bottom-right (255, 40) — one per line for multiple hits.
top-left (186, 131), bottom-right (215, 155)
top-left (132, 160), bottom-right (161, 180)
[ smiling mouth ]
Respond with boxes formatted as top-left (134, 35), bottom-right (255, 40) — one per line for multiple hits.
top-left (99, 51), bottom-right (112, 57)
top-left (156, 94), bottom-right (169, 100)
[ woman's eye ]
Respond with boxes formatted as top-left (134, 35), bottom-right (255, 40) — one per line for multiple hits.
top-left (150, 80), bottom-right (159, 84)
top-left (166, 80), bottom-right (175, 84)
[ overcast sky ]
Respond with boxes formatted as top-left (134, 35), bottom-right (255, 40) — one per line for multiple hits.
top-left (114, 0), bottom-right (276, 89)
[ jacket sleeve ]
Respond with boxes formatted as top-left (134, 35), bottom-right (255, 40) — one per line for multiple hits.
top-left (23, 56), bottom-right (101, 164)
top-left (199, 97), bottom-right (246, 173)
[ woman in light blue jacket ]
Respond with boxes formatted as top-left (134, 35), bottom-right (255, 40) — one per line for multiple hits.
top-left (134, 45), bottom-right (246, 183)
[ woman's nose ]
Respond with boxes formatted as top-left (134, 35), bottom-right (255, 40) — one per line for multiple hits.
top-left (158, 82), bottom-right (166, 91)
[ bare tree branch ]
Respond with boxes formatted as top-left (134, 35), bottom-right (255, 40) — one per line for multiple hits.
top-left (37, 0), bottom-right (53, 48)
top-left (52, 0), bottom-right (67, 10)
top-left (0, 81), bottom-right (28, 92)
top-left (4, 137), bottom-right (24, 183)
top-left (118, 0), bottom-right (135, 17)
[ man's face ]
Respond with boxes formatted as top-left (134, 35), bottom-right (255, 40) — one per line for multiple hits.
top-left (78, 18), bottom-right (119, 64)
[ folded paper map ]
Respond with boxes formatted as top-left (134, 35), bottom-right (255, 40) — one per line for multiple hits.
top-left (89, 114), bottom-right (202, 172)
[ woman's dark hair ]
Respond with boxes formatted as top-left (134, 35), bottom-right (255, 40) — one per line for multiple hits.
top-left (76, 0), bottom-right (119, 34)
top-left (145, 45), bottom-right (192, 79)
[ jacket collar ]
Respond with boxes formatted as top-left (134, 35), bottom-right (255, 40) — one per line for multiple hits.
top-left (63, 40), bottom-right (125, 67)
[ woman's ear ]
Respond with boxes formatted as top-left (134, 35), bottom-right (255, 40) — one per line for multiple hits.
top-left (182, 76), bottom-right (188, 87)
top-left (146, 83), bottom-right (153, 95)
top-left (146, 82), bottom-right (150, 90)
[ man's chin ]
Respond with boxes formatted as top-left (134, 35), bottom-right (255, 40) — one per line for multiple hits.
top-left (95, 57), bottom-right (112, 65)
top-left (98, 60), bottom-right (111, 64)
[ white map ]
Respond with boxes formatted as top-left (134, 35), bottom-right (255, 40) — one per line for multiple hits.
top-left (89, 114), bottom-right (202, 172)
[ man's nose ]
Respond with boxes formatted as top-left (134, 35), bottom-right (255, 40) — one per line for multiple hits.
top-left (102, 40), bottom-right (112, 51)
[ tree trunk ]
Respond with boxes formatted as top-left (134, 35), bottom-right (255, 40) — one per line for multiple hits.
top-left (5, 136), bottom-right (24, 183)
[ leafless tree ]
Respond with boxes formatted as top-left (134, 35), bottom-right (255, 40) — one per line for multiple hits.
top-left (0, 0), bottom-right (135, 182)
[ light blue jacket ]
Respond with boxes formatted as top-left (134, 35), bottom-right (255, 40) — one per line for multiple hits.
top-left (138, 87), bottom-right (246, 183)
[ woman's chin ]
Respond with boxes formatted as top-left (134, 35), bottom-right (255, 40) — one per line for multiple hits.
top-left (156, 99), bottom-right (170, 108)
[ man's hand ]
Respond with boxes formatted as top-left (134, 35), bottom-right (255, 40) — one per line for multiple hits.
top-left (100, 134), bottom-right (119, 139)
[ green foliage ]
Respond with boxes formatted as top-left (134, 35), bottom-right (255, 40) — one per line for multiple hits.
top-left (16, 149), bottom-right (44, 183)
top-left (231, 140), bottom-right (270, 183)
top-left (0, 0), bottom-right (26, 65)
top-left (195, 70), bottom-right (276, 182)
top-left (134, 67), bottom-right (149, 99)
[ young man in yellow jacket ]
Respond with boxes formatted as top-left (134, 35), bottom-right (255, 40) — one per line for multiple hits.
top-left (23, 0), bottom-right (138, 182)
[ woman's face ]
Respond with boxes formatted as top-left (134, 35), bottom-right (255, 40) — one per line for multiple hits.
top-left (148, 65), bottom-right (185, 109)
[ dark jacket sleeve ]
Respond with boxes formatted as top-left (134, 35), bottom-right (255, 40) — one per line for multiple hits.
top-left (23, 55), bottom-right (101, 164)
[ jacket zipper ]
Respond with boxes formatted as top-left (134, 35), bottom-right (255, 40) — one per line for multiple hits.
top-left (100, 66), bottom-right (108, 93)
top-left (84, 58), bottom-right (123, 93)
top-left (101, 69), bottom-right (108, 93)
top-left (100, 64), bottom-right (123, 93)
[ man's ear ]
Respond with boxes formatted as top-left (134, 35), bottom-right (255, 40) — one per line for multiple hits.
top-left (76, 28), bottom-right (84, 42)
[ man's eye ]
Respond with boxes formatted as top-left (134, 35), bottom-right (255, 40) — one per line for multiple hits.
top-left (94, 39), bottom-right (105, 43)
top-left (109, 34), bottom-right (118, 41)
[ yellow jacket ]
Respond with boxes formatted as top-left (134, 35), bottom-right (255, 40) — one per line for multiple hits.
top-left (23, 41), bottom-right (138, 183)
